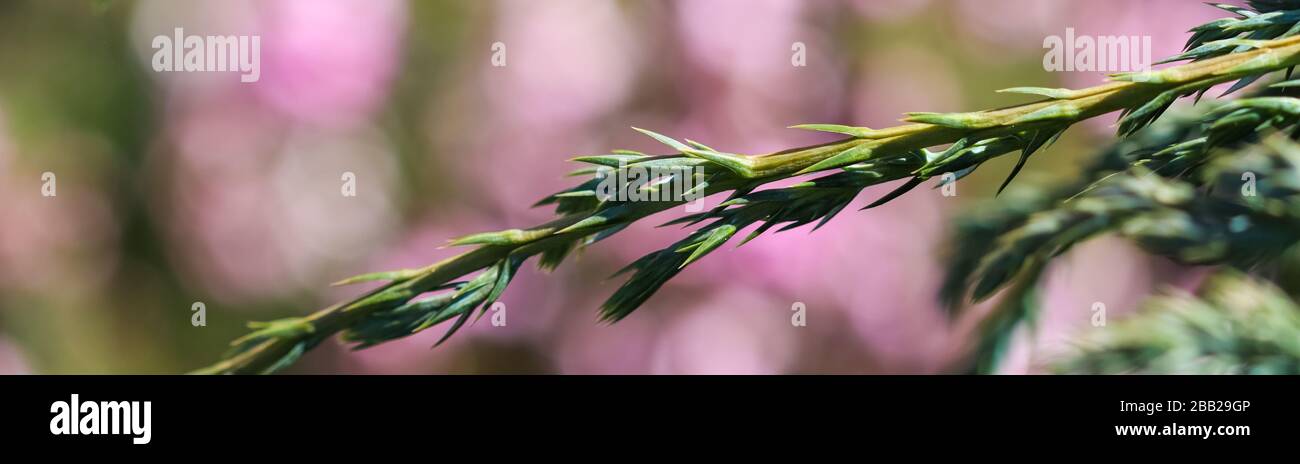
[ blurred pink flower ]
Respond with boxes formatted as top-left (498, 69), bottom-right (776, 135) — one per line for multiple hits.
top-left (649, 289), bottom-right (798, 374)
top-left (132, 0), bottom-right (409, 302)
top-left (165, 100), bottom-right (401, 302)
top-left (954, 0), bottom-right (1069, 52)
top-left (271, 127), bottom-right (402, 287)
top-left (852, 45), bottom-right (964, 126)
top-left (461, 0), bottom-right (645, 217)
top-left (0, 177), bottom-right (119, 293)
top-left (486, 0), bottom-right (642, 129)
top-left (0, 112), bottom-right (119, 294)
top-left (255, 0), bottom-right (407, 128)
top-left (165, 101), bottom-right (288, 300)
top-left (674, 0), bottom-right (845, 147)
top-left (554, 305), bottom-right (660, 374)
top-left (677, 0), bottom-right (804, 80)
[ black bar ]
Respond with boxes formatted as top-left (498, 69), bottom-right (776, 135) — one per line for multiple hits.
top-left (0, 375), bottom-right (1293, 451)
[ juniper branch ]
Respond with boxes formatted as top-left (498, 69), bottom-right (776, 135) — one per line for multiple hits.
top-left (198, 2), bottom-right (1300, 374)
top-left (1056, 271), bottom-right (1300, 374)
top-left (947, 117), bottom-right (1300, 372)
top-left (965, 134), bottom-right (1300, 304)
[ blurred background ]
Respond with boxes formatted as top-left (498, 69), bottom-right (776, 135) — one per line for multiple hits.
top-left (0, 0), bottom-right (1239, 374)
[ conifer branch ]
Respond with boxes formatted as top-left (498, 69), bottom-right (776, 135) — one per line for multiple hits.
top-left (1056, 271), bottom-right (1300, 374)
top-left (946, 101), bottom-right (1300, 372)
top-left (198, 2), bottom-right (1300, 374)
